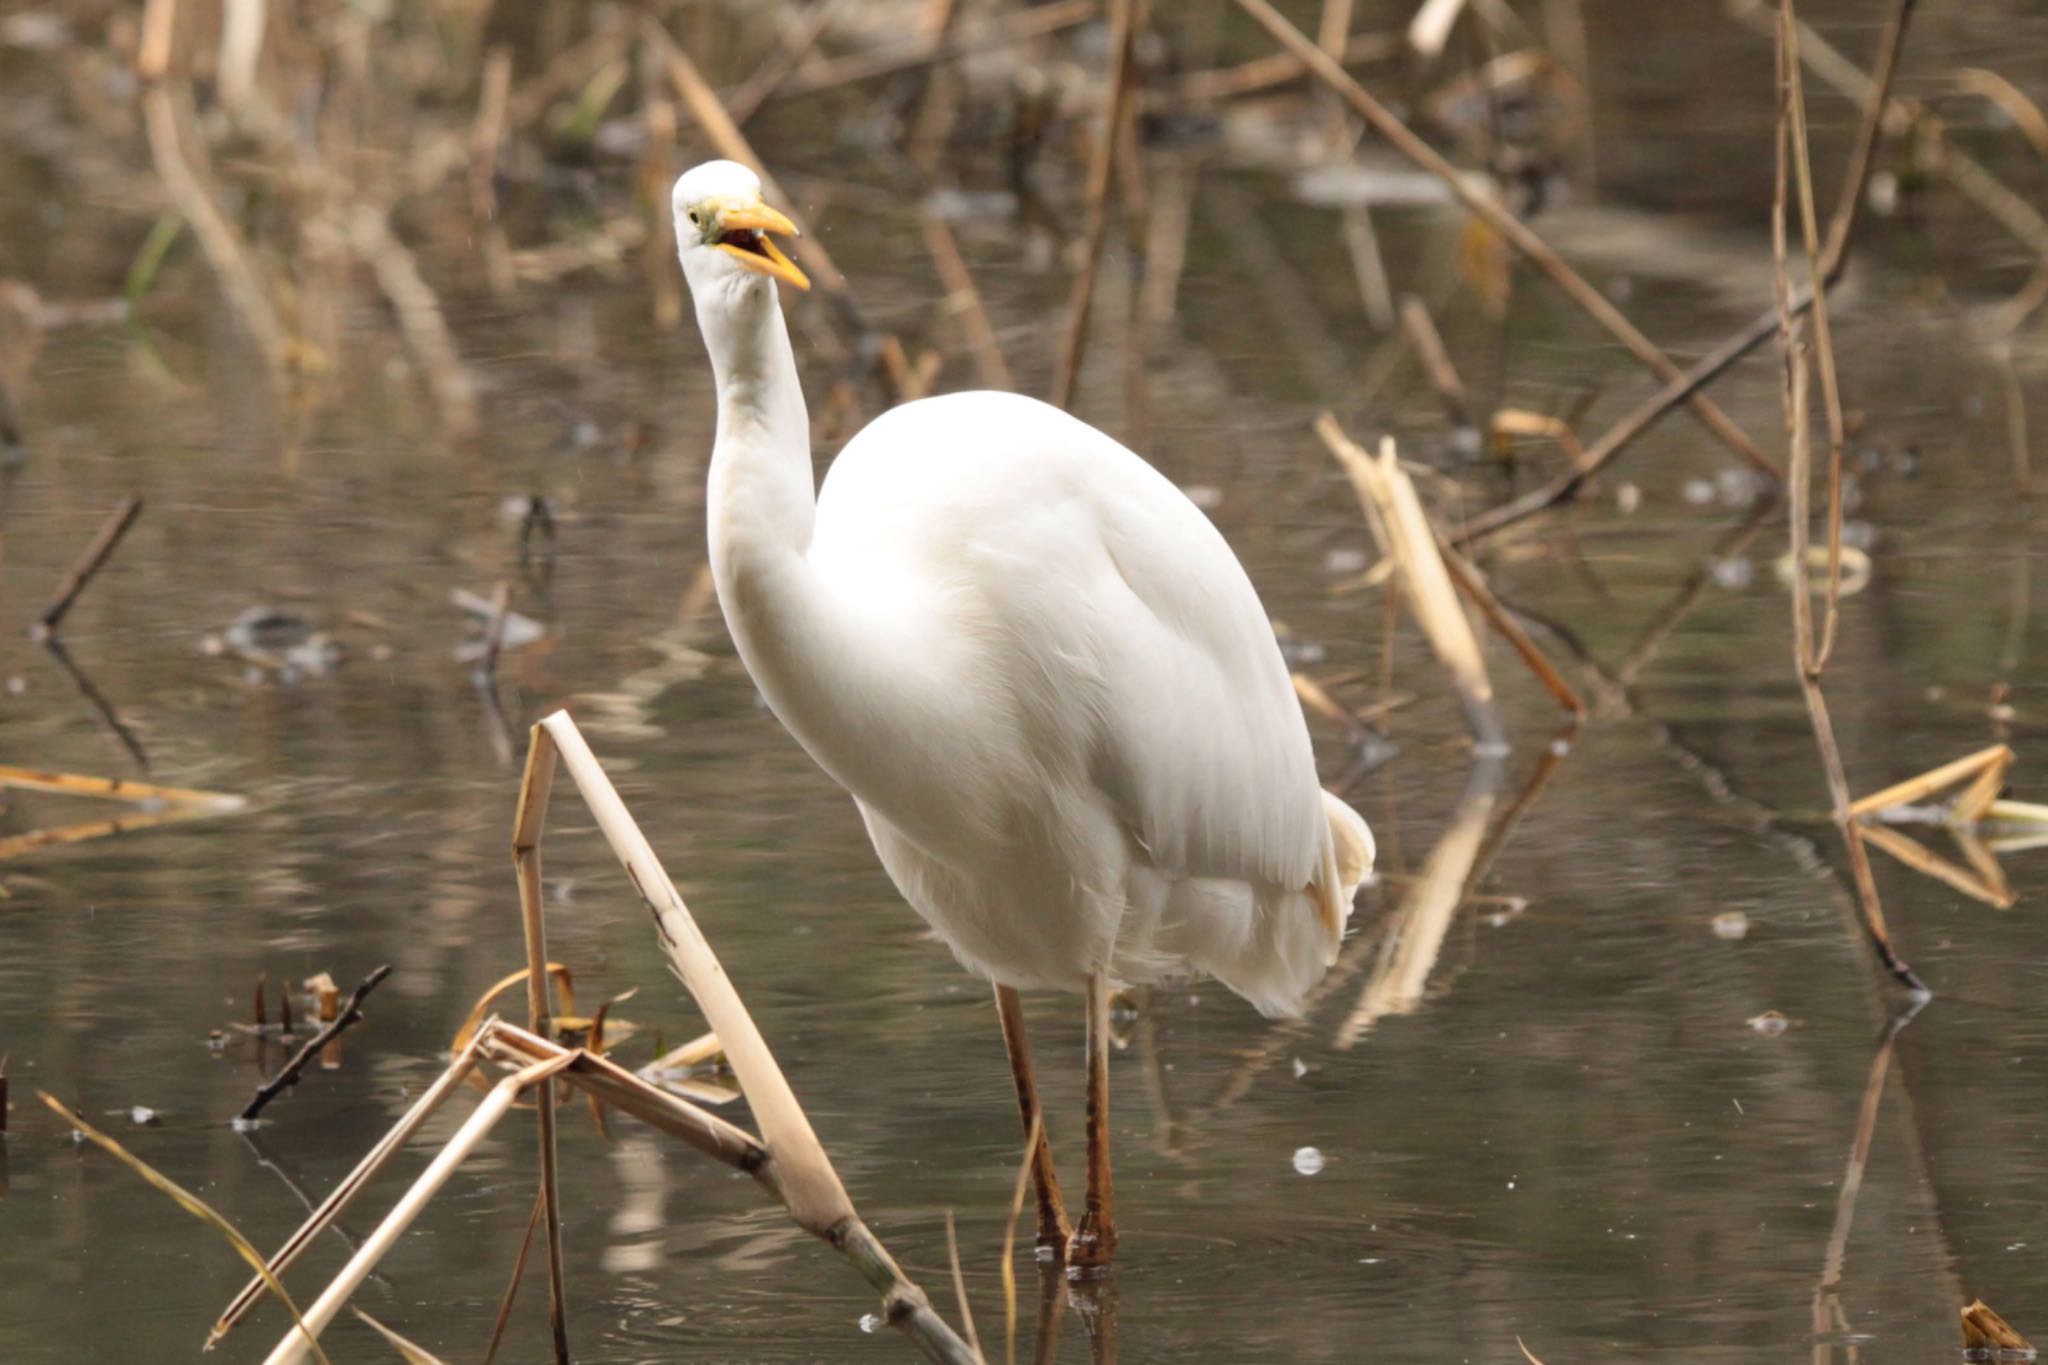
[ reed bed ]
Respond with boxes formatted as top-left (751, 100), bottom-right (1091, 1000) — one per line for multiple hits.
top-left (10, 0), bottom-right (2048, 1356)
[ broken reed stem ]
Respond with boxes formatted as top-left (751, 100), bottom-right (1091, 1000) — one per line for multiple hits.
top-left (526, 712), bottom-right (977, 1364)
top-left (1317, 417), bottom-right (1506, 750)
top-left (237, 965), bottom-right (393, 1123)
top-left (769, 0), bottom-right (1095, 102)
top-left (1779, 0), bottom-right (1847, 670)
top-left (213, 1035), bottom-right (488, 1343)
top-left (1050, 0), bottom-right (1140, 413)
top-left (0, 764), bottom-right (241, 810)
top-left (1398, 296), bottom-right (1472, 430)
top-left (34, 496), bottom-right (143, 640)
top-left (725, 0), bottom-right (847, 127)
top-left (138, 83), bottom-right (290, 393)
top-left (349, 206), bottom-right (482, 442)
top-left (260, 1058), bottom-right (572, 1365)
top-left (1455, 0), bottom-right (1917, 547)
top-left (511, 725), bottom-right (571, 1365)
top-left (1234, 0), bottom-right (1772, 475)
top-left (920, 211), bottom-right (1014, 390)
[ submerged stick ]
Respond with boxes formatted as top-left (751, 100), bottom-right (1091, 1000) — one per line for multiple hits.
top-left (34, 497), bottom-right (143, 640)
top-left (1235, 0), bottom-right (1771, 474)
top-left (237, 965), bottom-right (393, 1123)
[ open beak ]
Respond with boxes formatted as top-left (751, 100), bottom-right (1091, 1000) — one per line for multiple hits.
top-left (714, 201), bottom-right (810, 291)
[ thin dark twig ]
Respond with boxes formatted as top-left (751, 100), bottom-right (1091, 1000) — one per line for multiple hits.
top-left (1453, 0), bottom-right (1917, 547)
top-left (1233, 0), bottom-right (1771, 474)
top-left (237, 966), bottom-right (394, 1123)
top-left (34, 496), bottom-right (143, 640)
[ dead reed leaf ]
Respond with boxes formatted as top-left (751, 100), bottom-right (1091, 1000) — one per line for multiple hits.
top-left (1961, 1298), bottom-right (2032, 1350)
top-left (38, 1092), bottom-right (332, 1365)
top-left (1517, 1338), bottom-right (1546, 1365)
top-left (352, 1309), bottom-right (451, 1364)
top-left (1956, 69), bottom-right (2048, 160)
top-left (1848, 745), bottom-right (2012, 820)
top-left (451, 964), bottom-right (576, 1054)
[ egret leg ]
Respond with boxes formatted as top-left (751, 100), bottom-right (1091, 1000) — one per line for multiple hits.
top-left (994, 983), bottom-right (1072, 1254)
top-left (1066, 972), bottom-right (1117, 1274)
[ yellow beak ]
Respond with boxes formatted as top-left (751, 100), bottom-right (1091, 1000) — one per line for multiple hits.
top-left (714, 201), bottom-right (810, 291)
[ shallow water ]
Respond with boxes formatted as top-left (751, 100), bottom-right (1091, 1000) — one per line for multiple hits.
top-left (4, 3), bottom-right (2048, 1361)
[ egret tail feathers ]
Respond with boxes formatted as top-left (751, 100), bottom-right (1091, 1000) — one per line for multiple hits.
top-left (1313, 790), bottom-right (1376, 958)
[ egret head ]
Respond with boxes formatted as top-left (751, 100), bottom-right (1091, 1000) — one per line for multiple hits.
top-left (672, 160), bottom-right (810, 296)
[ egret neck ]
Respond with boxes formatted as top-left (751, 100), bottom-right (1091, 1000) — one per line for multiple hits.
top-left (696, 274), bottom-right (944, 827)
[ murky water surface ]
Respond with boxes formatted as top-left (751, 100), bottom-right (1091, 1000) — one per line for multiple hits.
top-left (5, 3), bottom-right (2048, 1361)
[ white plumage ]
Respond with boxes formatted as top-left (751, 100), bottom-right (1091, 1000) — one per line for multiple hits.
top-left (673, 158), bottom-right (1374, 1264)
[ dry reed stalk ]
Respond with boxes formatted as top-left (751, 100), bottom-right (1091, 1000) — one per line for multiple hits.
top-left (511, 727), bottom-right (571, 1364)
top-left (1408, 0), bottom-right (1472, 58)
top-left (1398, 297), bottom-right (1473, 431)
top-left (644, 18), bottom-right (878, 349)
top-left (726, 0), bottom-right (849, 127)
top-left (1050, 0), bottom-right (1140, 413)
top-left (139, 85), bottom-right (290, 394)
top-left (1961, 1300), bottom-right (2033, 1351)
top-left (1846, 744), bottom-right (2012, 819)
top-left (1235, 0), bottom-right (1772, 475)
top-left (0, 806), bottom-right (242, 861)
top-left (0, 764), bottom-right (242, 811)
top-left (943, 1211), bottom-right (982, 1364)
top-left (919, 212), bottom-right (1014, 390)
top-left (1341, 206), bottom-right (1395, 332)
top-left (1455, 0), bottom-right (1916, 547)
top-left (641, 1030), bottom-right (724, 1074)
top-left (1434, 538), bottom-right (1585, 718)
top-left (1000, 1111), bottom-right (1043, 1365)
top-left (260, 1055), bottom-right (575, 1365)
top-left (31, 497), bottom-right (142, 639)
top-left (43, 1093), bottom-right (334, 1365)
top-left (527, 711), bottom-right (977, 1363)
top-left (237, 965), bottom-right (392, 1123)
top-left (1489, 408), bottom-right (1589, 473)
top-left (217, 0), bottom-right (265, 113)
top-left (1317, 418), bottom-right (1505, 750)
top-left (137, 0), bottom-right (178, 80)
top-left (1777, 4), bottom-right (1847, 669)
top-left (1774, 10), bottom-right (1922, 995)
top-left (212, 1035), bottom-right (489, 1343)
top-left (1857, 821), bottom-right (2013, 910)
top-left (348, 206), bottom-right (481, 442)
top-left (771, 0), bottom-right (1096, 101)
top-left (1171, 29), bottom-right (1399, 103)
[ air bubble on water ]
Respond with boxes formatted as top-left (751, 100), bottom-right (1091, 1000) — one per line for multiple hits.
top-left (859, 1313), bottom-right (882, 1335)
top-left (1293, 1146), bottom-right (1325, 1176)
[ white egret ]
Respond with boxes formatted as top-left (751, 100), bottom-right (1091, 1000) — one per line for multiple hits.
top-left (673, 159), bottom-right (1375, 1272)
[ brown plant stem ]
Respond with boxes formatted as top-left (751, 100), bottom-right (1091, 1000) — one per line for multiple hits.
top-left (237, 966), bottom-right (393, 1124)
